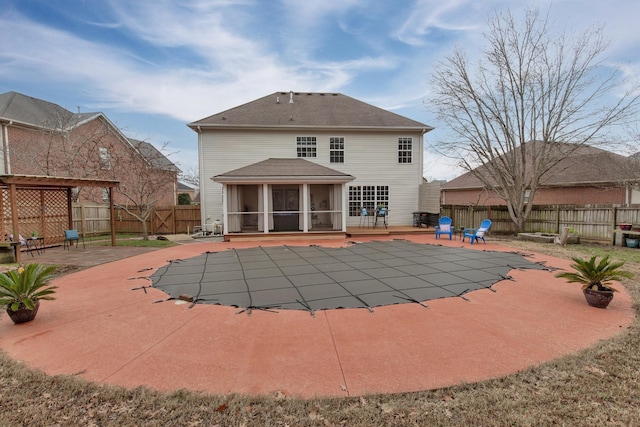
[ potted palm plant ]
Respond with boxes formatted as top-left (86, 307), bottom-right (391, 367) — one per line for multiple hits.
top-left (0, 264), bottom-right (57, 324)
top-left (555, 255), bottom-right (633, 308)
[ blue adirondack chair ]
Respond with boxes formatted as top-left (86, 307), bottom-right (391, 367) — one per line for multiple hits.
top-left (434, 216), bottom-right (454, 240)
top-left (463, 219), bottom-right (492, 244)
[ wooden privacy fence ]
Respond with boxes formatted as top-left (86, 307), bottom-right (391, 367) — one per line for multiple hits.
top-left (72, 204), bottom-right (201, 235)
top-left (441, 204), bottom-right (640, 242)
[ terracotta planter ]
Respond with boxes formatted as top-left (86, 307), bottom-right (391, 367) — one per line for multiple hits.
top-left (583, 288), bottom-right (614, 309)
top-left (6, 300), bottom-right (40, 324)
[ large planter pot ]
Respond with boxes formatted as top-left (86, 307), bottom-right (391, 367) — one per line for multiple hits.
top-left (6, 300), bottom-right (40, 324)
top-left (583, 288), bottom-right (614, 309)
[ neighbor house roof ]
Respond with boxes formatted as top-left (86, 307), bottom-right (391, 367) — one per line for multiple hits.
top-left (0, 91), bottom-right (179, 176)
top-left (0, 91), bottom-right (78, 129)
top-left (189, 91), bottom-right (433, 131)
top-left (443, 142), bottom-right (640, 190)
top-left (178, 181), bottom-right (196, 192)
top-left (213, 158), bottom-right (355, 184)
top-left (128, 138), bottom-right (181, 173)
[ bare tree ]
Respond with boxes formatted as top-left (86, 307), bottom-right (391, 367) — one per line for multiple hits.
top-left (108, 140), bottom-right (179, 240)
top-left (429, 7), bottom-right (639, 231)
top-left (178, 165), bottom-right (200, 190)
top-left (12, 111), bottom-right (113, 201)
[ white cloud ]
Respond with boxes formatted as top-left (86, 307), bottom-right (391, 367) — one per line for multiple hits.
top-left (1, 0), bottom-right (639, 180)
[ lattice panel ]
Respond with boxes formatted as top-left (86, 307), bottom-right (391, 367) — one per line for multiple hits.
top-left (1, 188), bottom-right (68, 244)
top-left (1, 189), bottom-right (10, 240)
top-left (43, 190), bottom-right (69, 244)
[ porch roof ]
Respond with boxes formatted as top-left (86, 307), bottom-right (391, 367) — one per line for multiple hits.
top-left (213, 158), bottom-right (355, 184)
top-left (0, 174), bottom-right (119, 188)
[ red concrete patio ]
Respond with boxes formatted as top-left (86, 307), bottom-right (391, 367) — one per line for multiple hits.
top-left (0, 235), bottom-right (634, 398)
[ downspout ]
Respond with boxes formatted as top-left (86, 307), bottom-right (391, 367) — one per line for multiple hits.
top-left (2, 121), bottom-right (13, 174)
top-left (196, 125), bottom-right (206, 228)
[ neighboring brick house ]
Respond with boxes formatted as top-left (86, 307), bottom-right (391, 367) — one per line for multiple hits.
top-left (0, 91), bottom-right (179, 206)
top-left (189, 91), bottom-right (433, 236)
top-left (177, 181), bottom-right (198, 203)
top-left (442, 142), bottom-right (640, 206)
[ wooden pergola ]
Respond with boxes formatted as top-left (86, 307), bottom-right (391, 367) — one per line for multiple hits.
top-left (0, 175), bottom-right (119, 262)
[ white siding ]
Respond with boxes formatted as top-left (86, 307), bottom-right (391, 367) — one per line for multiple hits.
top-left (199, 129), bottom-right (425, 227)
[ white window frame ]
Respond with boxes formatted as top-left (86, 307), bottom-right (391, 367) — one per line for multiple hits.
top-left (296, 136), bottom-right (317, 158)
top-left (329, 137), bottom-right (344, 163)
top-left (348, 185), bottom-right (389, 216)
top-left (398, 137), bottom-right (412, 164)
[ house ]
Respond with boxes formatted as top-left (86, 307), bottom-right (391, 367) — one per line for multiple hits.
top-left (0, 91), bottom-right (179, 206)
top-left (177, 181), bottom-right (198, 203)
top-left (441, 142), bottom-right (640, 206)
top-left (188, 91), bottom-right (433, 236)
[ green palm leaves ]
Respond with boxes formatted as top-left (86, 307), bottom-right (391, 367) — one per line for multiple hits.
top-left (555, 255), bottom-right (633, 292)
top-left (0, 264), bottom-right (58, 312)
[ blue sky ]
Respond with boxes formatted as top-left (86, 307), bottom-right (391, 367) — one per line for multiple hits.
top-left (1, 0), bottom-right (638, 181)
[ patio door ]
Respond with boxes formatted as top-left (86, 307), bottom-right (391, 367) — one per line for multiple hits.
top-left (272, 186), bottom-right (299, 231)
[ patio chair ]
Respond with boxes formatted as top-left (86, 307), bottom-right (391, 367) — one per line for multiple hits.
top-left (462, 219), bottom-right (492, 244)
top-left (64, 229), bottom-right (85, 250)
top-left (434, 216), bottom-right (454, 240)
top-left (9, 234), bottom-right (36, 257)
top-left (374, 207), bottom-right (388, 229)
top-left (358, 207), bottom-right (371, 228)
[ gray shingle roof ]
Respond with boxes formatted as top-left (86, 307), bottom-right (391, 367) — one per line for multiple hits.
top-left (129, 138), bottom-right (181, 172)
top-left (213, 158), bottom-right (354, 183)
top-left (189, 91), bottom-right (432, 130)
top-left (0, 91), bottom-right (78, 129)
top-left (443, 142), bottom-right (640, 189)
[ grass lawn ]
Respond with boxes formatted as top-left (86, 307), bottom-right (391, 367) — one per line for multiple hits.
top-left (86, 233), bottom-right (177, 248)
top-left (0, 238), bottom-right (638, 426)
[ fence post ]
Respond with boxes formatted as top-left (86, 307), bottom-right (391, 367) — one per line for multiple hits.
top-left (172, 205), bottom-right (176, 234)
top-left (80, 203), bottom-right (86, 236)
top-left (611, 206), bottom-right (617, 245)
top-left (555, 205), bottom-right (560, 234)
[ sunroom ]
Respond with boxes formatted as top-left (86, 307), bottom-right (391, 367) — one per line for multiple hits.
top-left (213, 159), bottom-right (354, 235)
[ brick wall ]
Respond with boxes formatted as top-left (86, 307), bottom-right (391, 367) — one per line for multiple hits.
top-left (442, 186), bottom-right (627, 206)
top-left (6, 120), bottom-right (176, 206)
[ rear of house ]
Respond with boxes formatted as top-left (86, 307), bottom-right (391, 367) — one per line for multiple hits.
top-left (189, 91), bottom-right (433, 236)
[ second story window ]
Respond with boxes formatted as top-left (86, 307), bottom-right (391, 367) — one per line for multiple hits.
top-left (296, 137), bottom-right (317, 157)
top-left (330, 137), bottom-right (344, 163)
top-left (99, 147), bottom-right (112, 170)
top-left (398, 137), bottom-right (412, 164)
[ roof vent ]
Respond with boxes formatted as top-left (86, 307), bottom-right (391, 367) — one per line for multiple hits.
top-left (289, 91), bottom-right (294, 104)
top-left (276, 96), bottom-right (280, 104)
